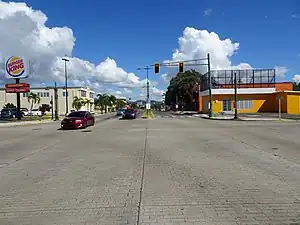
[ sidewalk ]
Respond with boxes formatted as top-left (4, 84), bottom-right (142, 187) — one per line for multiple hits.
top-left (0, 112), bottom-right (114, 128)
top-left (0, 119), bottom-right (55, 128)
top-left (194, 114), bottom-right (295, 121)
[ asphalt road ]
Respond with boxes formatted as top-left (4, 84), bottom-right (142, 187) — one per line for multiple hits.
top-left (1, 112), bottom-right (300, 224)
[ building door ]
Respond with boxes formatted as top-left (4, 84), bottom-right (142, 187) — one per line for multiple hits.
top-left (222, 99), bottom-right (232, 112)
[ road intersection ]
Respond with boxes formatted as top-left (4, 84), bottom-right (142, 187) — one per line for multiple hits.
top-left (1, 111), bottom-right (300, 224)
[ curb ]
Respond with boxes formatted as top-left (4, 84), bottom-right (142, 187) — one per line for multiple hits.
top-left (0, 120), bottom-right (55, 128)
top-left (198, 116), bottom-right (296, 122)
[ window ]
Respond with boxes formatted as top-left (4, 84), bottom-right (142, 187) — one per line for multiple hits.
top-left (89, 92), bottom-right (94, 98)
top-left (237, 100), bottom-right (252, 109)
top-left (68, 111), bottom-right (86, 117)
top-left (63, 92), bottom-right (68, 97)
top-left (46, 92), bottom-right (50, 97)
top-left (81, 90), bottom-right (86, 97)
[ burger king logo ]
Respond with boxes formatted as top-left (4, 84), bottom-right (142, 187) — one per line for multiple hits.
top-left (5, 56), bottom-right (27, 78)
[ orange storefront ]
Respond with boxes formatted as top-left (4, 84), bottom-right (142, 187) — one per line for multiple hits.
top-left (199, 82), bottom-right (300, 114)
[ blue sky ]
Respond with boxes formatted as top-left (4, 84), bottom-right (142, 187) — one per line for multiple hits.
top-left (1, 0), bottom-right (300, 100)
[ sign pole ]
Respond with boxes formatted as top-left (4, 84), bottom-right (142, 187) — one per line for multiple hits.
top-left (15, 78), bottom-right (21, 120)
top-left (279, 97), bottom-right (281, 120)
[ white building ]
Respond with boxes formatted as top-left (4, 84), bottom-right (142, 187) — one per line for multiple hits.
top-left (0, 86), bottom-right (95, 115)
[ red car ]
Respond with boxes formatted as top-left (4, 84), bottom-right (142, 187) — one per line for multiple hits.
top-left (61, 111), bottom-right (95, 129)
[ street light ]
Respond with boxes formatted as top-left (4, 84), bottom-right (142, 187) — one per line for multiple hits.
top-left (62, 58), bottom-right (69, 114)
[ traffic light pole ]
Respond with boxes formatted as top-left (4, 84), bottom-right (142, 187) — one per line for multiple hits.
top-left (152, 53), bottom-right (212, 117)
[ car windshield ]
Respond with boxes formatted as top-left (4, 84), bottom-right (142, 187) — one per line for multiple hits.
top-left (67, 111), bottom-right (86, 117)
top-left (125, 109), bottom-right (135, 113)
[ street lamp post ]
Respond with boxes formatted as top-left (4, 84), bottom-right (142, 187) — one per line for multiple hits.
top-left (62, 58), bottom-right (69, 115)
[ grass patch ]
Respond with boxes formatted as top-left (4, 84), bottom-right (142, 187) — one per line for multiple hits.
top-left (142, 110), bottom-right (155, 119)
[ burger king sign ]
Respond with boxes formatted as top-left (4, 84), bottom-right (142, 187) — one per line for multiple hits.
top-left (5, 56), bottom-right (28, 79)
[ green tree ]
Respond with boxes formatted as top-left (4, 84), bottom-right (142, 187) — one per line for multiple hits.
top-left (95, 94), bottom-right (105, 113)
top-left (27, 92), bottom-right (41, 111)
top-left (115, 99), bottom-right (126, 109)
top-left (3, 103), bottom-right (16, 109)
top-left (165, 69), bottom-right (201, 110)
top-left (82, 98), bottom-right (92, 111)
top-left (72, 96), bottom-right (84, 111)
top-left (293, 82), bottom-right (300, 91)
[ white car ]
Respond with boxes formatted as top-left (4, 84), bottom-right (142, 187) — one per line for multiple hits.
top-left (28, 109), bottom-right (44, 116)
top-left (20, 108), bottom-right (29, 116)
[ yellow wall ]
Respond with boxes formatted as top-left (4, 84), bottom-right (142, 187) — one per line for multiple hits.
top-left (201, 93), bottom-right (277, 114)
top-left (286, 93), bottom-right (300, 114)
top-left (201, 92), bottom-right (300, 115)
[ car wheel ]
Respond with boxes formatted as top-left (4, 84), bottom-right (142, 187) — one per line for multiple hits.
top-left (83, 121), bottom-right (87, 129)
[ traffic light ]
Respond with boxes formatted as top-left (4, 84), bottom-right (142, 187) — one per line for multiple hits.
top-left (179, 62), bottom-right (184, 72)
top-left (154, 63), bottom-right (160, 74)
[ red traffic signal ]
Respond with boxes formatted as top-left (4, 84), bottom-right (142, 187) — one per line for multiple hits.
top-left (154, 63), bottom-right (160, 74)
top-left (179, 62), bottom-right (184, 72)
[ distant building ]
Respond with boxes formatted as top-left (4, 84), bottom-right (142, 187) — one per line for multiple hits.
top-left (0, 86), bottom-right (95, 115)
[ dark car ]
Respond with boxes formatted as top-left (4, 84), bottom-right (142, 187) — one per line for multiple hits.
top-left (61, 111), bottom-right (95, 129)
top-left (117, 108), bottom-right (125, 116)
top-left (122, 109), bottom-right (137, 119)
top-left (1, 108), bottom-right (24, 118)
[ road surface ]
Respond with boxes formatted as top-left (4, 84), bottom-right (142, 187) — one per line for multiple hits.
top-left (1, 111), bottom-right (300, 224)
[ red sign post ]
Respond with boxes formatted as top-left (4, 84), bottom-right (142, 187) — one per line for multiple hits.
top-left (5, 83), bottom-right (30, 93)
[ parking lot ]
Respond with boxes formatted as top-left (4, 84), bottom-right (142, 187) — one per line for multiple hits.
top-left (0, 115), bottom-right (300, 224)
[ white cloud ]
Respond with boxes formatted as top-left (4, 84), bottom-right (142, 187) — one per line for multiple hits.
top-left (274, 66), bottom-right (289, 77)
top-left (293, 74), bottom-right (300, 84)
top-left (167, 27), bottom-right (288, 81)
top-left (204, 9), bottom-right (212, 16)
top-left (160, 73), bottom-right (170, 82)
top-left (139, 86), bottom-right (165, 99)
top-left (123, 88), bottom-right (132, 93)
top-left (0, 1), bottom-right (145, 90)
top-left (168, 27), bottom-right (242, 73)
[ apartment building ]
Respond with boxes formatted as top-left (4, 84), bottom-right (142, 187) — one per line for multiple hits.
top-left (0, 86), bottom-right (95, 115)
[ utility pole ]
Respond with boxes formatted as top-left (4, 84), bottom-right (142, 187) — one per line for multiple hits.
top-left (62, 58), bottom-right (69, 115)
top-left (137, 66), bottom-right (151, 113)
top-left (234, 72), bottom-right (238, 119)
top-left (146, 66), bottom-right (150, 104)
top-left (207, 53), bottom-right (213, 118)
top-left (50, 95), bottom-right (54, 120)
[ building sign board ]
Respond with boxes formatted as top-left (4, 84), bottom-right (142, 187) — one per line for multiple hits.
top-left (5, 56), bottom-right (28, 79)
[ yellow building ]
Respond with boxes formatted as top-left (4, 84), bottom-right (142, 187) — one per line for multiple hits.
top-left (199, 69), bottom-right (300, 115)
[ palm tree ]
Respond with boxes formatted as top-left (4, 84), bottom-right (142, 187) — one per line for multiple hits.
top-left (72, 96), bottom-right (84, 111)
top-left (27, 92), bottom-right (41, 111)
top-left (102, 94), bottom-right (111, 113)
top-left (82, 99), bottom-right (92, 111)
top-left (96, 94), bottom-right (105, 113)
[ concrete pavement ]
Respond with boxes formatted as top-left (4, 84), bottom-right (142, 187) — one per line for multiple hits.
top-left (1, 114), bottom-right (300, 224)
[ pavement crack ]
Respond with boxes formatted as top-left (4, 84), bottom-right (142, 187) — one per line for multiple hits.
top-left (0, 140), bottom-right (60, 169)
top-left (136, 127), bottom-right (148, 225)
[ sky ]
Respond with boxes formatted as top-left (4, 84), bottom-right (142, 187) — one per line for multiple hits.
top-left (0, 0), bottom-right (299, 101)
